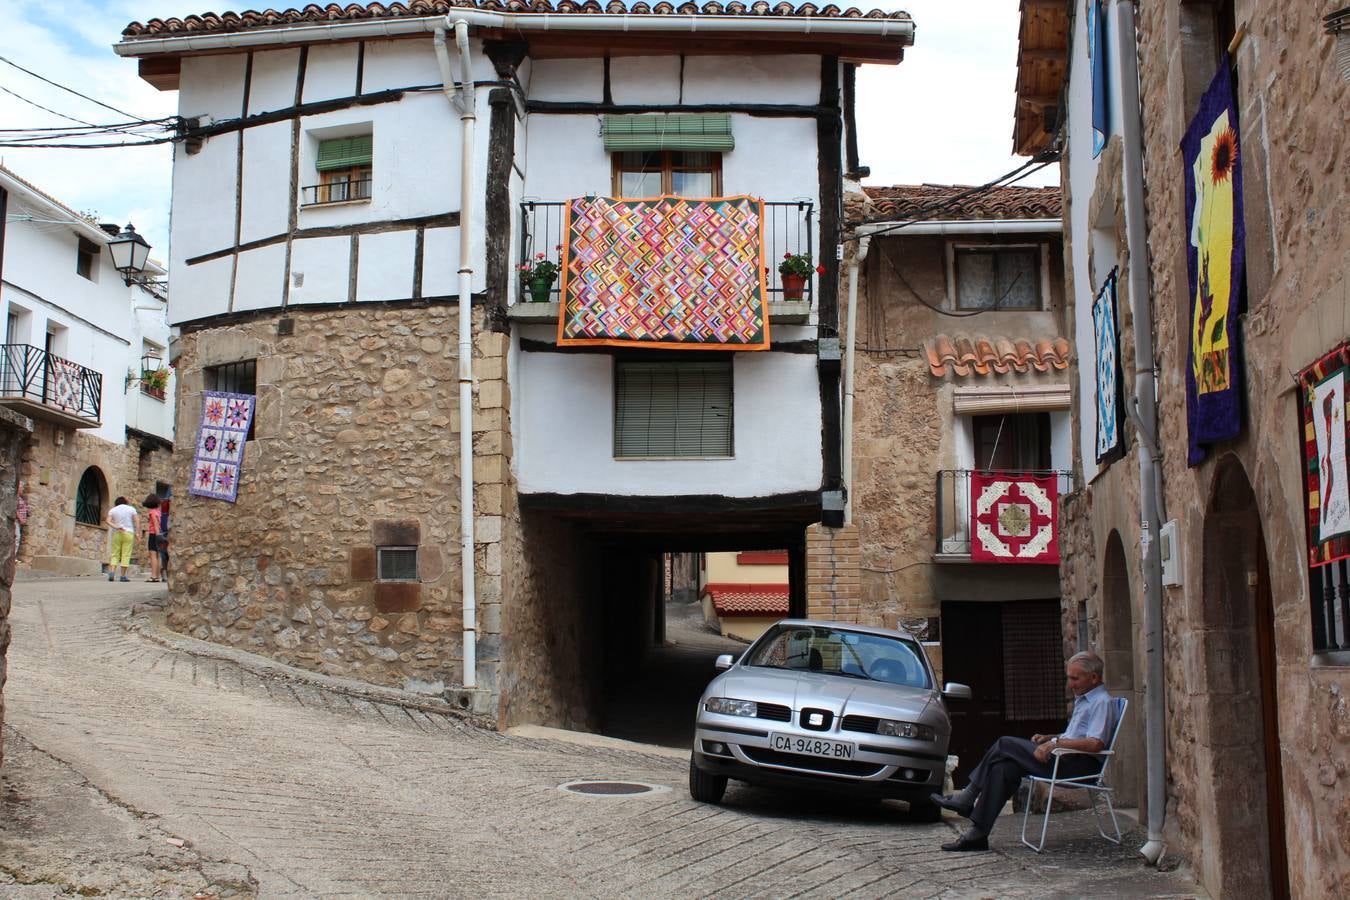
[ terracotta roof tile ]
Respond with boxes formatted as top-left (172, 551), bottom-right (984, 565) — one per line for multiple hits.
top-left (703, 582), bottom-right (789, 617)
top-left (123, 1), bottom-right (912, 37)
top-left (924, 333), bottom-right (1071, 378)
top-left (861, 183), bottom-right (1061, 222)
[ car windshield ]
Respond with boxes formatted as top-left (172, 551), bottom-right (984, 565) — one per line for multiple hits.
top-left (744, 624), bottom-right (931, 689)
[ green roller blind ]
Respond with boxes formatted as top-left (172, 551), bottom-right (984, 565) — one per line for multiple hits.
top-left (602, 114), bottom-right (734, 152)
top-left (316, 135), bottom-right (373, 171)
top-left (614, 360), bottom-right (733, 458)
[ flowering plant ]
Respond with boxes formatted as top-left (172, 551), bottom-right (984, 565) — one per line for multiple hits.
top-left (779, 252), bottom-right (826, 279)
top-left (141, 367), bottom-right (170, 391)
top-left (519, 248), bottom-right (562, 284)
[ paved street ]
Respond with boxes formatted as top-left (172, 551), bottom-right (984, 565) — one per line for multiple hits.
top-left (4, 578), bottom-right (1204, 898)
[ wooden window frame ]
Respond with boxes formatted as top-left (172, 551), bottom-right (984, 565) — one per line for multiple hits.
top-left (611, 151), bottom-right (723, 198)
top-left (945, 242), bottom-right (1049, 312)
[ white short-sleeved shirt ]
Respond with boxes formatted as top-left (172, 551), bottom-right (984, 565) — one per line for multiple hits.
top-left (1063, 684), bottom-right (1115, 744)
top-left (107, 504), bottom-right (138, 533)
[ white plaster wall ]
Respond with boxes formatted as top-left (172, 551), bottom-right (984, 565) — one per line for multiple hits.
top-left (239, 122), bottom-right (293, 245)
top-left (233, 243), bottom-right (287, 312)
top-left (178, 54), bottom-right (247, 121)
top-left (421, 226), bottom-right (463, 299)
top-left (302, 43), bottom-right (360, 103)
top-left (290, 236), bottom-right (351, 304)
top-left (516, 349), bottom-right (822, 496)
top-left (682, 55), bottom-right (820, 104)
top-left (357, 230), bottom-right (416, 302)
top-left (168, 132), bottom-right (237, 308)
top-left (526, 59), bottom-right (604, 102)
top-left (248, 49), bottom-right (302, 114)
top-left (172, 257), bottom-right (232, 325)
top-left (361, 37), bottom-right (448, 93)
top-left (610, 57), bottom-right (682, 104)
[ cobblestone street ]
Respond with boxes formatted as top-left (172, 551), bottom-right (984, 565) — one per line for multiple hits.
top-left (4, 578), bottom-right (1204, 898)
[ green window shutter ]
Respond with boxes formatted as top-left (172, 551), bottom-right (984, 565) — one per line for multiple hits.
top-left (602, 114), bottom-right (735, 152)
top-left (316, 135), bottom-right (373, 171)
top-left (614, 360), bottom-right (733, 458)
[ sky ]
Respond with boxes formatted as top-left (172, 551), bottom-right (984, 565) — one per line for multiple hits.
top-left (0, 0), bottom-right (1055, 268)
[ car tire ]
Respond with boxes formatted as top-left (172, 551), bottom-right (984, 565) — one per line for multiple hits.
top-left (906, 795), bottom-right (943, 823)
top-left (688, 756), bottom-right (728, 804)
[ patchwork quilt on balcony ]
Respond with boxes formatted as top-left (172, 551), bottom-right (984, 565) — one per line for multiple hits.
top-left (189, 391), bottom-right (255, 503)
top-left (558, 195), bottom-right (769, 349)
top-left (970, 471), bottom-right (1060, 565)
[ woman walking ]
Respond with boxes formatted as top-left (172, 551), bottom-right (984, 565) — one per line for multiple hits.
top-left (142, 494), bottom-right (164, 582)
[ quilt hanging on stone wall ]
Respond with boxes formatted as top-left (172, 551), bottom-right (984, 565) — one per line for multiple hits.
top-left (189, 391), bottom-right (255, 503)
top-left (1300, 342), bottom-right (1350, 567)
top-left (1092, 269), bottom-right (1124, 466)
top-left (557, 195), bottom-right (770, 350)
top-left (970, 471), bottom-right (1060, 565)
top-left (1182, 53), bottom-right (1246, 466)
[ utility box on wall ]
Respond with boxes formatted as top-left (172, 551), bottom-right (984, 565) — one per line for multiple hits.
top-left (1159, 519), bottom-right (1182, 587)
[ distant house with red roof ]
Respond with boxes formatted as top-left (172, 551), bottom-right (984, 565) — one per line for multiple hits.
top-left (700, 550), bottom-right (788, 643)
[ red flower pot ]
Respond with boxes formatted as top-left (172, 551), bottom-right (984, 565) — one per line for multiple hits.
top-left (781, 273), bottom-right (807, 301)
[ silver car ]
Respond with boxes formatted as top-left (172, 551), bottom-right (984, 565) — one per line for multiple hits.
top-left (690, 619), bottom-right (971, 819)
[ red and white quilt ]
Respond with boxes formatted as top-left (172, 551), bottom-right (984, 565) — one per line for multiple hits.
top-left (969, 472), bottom-right (1060, 564)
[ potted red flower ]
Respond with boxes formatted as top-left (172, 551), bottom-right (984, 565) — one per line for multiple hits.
top-left (519, 246), bottom-right (563, 303)
top-left (778, 252), bottom-right (826, 301)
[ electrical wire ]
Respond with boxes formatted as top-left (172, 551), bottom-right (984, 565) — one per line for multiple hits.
top-left (0, 53), bottom-right (144, 121)
top-left (0, 85), bottom-right (100, 128)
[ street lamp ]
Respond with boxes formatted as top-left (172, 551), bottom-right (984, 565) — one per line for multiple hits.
top-left (107, 223), bottom-right (154, 286)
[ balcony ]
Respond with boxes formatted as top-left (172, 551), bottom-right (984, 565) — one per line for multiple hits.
top-left (0, 344), bottom-right (102, 428)
top-left (934, 468), bottom-right (1073, 561)
top-left (300, 178), bottom-right (371, 207)
top-left (510, 199), bottom-right (815, 326)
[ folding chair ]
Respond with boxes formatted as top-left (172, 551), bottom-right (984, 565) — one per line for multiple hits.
top-left (1020, 696), bottom-right (1128, 853)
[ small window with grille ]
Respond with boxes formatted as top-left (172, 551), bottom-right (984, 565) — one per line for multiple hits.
top-left (204, 360), bottom-right (258, 440)
top-left (614, 360), bottom-right (733, 459)
top-left (378, 547), bottom-right (418, 582)
top-left (949, 244), bottom-right (1045, 311)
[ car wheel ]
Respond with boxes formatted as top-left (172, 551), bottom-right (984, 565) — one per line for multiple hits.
top-left (906, 795), bottom-right (943, 823)
top-left (688, 756), bottom-right (728, 804)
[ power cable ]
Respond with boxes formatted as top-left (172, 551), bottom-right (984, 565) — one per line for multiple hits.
top-left (0, 53), bottom-right (144, 121)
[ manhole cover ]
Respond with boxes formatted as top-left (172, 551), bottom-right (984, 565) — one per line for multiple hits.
top-left (559, 780), bottom-right (664, 796)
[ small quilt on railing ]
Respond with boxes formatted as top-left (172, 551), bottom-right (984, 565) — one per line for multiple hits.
top-left (189, 391), bottom-right (255, 503)
top-left (46, 358), bottom-right (82, 412)
top-left (970, 471), bottom-right (1060, 565)
top-left (558, 195), bottom-right (769, 350)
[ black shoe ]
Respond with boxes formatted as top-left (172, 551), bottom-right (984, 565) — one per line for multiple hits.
top-left (940, 831), bottom-right (989, 852)
top-left (930, 792), bottom-right (974, 817)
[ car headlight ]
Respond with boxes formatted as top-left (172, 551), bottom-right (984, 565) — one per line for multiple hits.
top-left (704, 697), bottom-right (758, 717)
top-left (877, 719), bottom-right (935, 741)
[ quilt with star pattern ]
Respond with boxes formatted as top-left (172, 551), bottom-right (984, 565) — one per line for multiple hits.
top-left (189, 391), bottom-right (255, 503)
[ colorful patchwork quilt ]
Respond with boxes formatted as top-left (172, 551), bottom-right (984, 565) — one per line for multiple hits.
top-left (970, 471), bottom-right (1061, 565)
top-left (558, 195), bottom-right (769, 349)
top-left (1301, 342), bottom-right (1350, 567)
top-left (189, 391), bottom-right (255, 503)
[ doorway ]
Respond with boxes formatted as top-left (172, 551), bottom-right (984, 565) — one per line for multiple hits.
top-left (1100, 531), bottom-right (1143, 810)
top-left (1200, 458), bottom-right (1288, 899)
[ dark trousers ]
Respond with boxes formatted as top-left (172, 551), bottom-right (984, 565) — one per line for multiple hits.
top-left (966, 736), bottom-right (1101, 835)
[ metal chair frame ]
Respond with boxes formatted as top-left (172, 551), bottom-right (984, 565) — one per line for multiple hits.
top-left (1019, 696), bottom-right (1128, 853)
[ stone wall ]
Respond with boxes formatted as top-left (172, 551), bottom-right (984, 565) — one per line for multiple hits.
top-left (1071, 4), bottom-right (1350, 896)
top-left (17, 421), bottom-right (172, 571)
top-left (166, 306), bottom-right (510, 702)
top-left (0, 407), bottom-right (33, 770)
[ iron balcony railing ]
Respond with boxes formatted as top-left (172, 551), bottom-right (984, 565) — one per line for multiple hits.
top-left (934, 468), bottom-right (1074, 556)
top-left (301, 179), bottom-right (372, 207)
top-left (0, 343), bottom-right (102, 423)
top-left (517, 199), bottom-right (814, 304)
top-left (1311, 560), bottom-right (1350, 655)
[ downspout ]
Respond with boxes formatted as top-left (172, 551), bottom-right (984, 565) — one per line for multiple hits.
top-left (1110, 0), bottom-right (1167, 864)
top-left (842, 233), bottom-right (870, 524)
top-left (435, 20), bottom-right (479, 690)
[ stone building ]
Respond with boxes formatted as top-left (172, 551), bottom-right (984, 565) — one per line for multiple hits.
top-left (0, 167), bottom-right (175, 577)
top-left (1016, 1), bottom-right (1349, 896)
top-left (114, 2), bottom-right (916, 729)
top-left (844, 183), bottom-right (1072, 779)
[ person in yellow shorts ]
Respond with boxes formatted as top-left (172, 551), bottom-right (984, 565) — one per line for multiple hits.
top-left (106, 496), bottom-right (139, 582)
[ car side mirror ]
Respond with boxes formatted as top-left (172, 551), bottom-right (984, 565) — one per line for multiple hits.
top-left (715, 653), bottom-right (735, 670)
top-left (942, 682), bottom-right (972, 700)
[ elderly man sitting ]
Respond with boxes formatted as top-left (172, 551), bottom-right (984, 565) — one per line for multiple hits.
top-left (930, 650), bottom-right (1116, 851)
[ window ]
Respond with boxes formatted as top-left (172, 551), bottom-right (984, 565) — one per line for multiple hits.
top-left (305, 135), bottom-right (372, 206)
top-left (75, 466), bottom-right (104, 526)
top-left (951, 245), bottom-right (1043, 310)
top-left (614, 360), bottom-right (732, 458)
top-left (205, 359), bottom-right (257, 440)
top-left (972, 412), bottom-right (1050, 471)
top-left (613, 151), bottom-right (722, 198)
top-left (378, 547), bottom-right (418, 581)
top-left (76, 237), bottom-right (100, 281)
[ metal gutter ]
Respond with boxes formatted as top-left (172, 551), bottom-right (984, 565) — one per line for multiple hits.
top-left (853, 219), bottom-right (1062, 236)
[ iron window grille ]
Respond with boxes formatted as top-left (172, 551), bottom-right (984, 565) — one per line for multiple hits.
top-left (614, 359), bottom-right (733, 459)
top-left (75, 466), bottom-right (103, 526)
top-left (378, 547), bottom-right (418, 581)
top-left (204, 359), bottom-right (257, 440)
top-left (1311, 560), bottom-right (1350, 655)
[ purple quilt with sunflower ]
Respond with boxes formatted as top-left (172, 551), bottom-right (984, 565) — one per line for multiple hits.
top-left (189, 391), bottom-right (255, 502)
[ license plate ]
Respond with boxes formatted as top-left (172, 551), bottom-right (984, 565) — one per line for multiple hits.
top-left (770, 733), bottom-right (856, 760)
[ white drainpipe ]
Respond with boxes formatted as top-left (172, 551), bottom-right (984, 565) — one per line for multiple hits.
top-left (842, 234), bottom-right (871, 525)
top-left (434, 20), bottom-right (478, 690)
top-left (1110, 0), bottom-right (1166, 864)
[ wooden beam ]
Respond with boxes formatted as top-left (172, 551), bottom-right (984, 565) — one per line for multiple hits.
top-left (138, 56), bottom-right (180, 91)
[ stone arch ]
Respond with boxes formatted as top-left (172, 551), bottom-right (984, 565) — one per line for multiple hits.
top-left (1100, 529), bottom-right (1142, 809)
top-left (1198, 455), bottom-right (1288, 899)
top-left (74, 465), bottom-right (107, 527)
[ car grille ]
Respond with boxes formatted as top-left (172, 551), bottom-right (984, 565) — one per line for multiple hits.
top-left (741, 747), bottom-right (886, 778)
top-left (755, 703), bottom-right (792, 722)
top-left (841, 715), bottom-right (879, 734)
